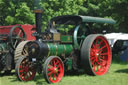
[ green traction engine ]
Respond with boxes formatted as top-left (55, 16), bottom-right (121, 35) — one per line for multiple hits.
top-left (14, 8), bottom-right (116, 83)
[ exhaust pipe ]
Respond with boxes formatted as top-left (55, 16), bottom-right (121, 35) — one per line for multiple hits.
top-left (34, 0), bottom-right (43, 39)
top-left (34, 9), bottom-right (43, 34)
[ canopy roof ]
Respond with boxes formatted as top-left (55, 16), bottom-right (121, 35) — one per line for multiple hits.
top-left (50, 15), bottom-right (116, 25)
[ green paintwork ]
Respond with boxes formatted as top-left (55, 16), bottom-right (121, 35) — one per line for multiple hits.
top-left (0, 43), bottom-right (8, 52)
top-left (73, 25), bottom-right (80, 49)
top-left (47, 44), bottom-right (73, 56)
top-left (61, 35), bottom-right (72, 43)
top-left (65, 58), bottom-right (72, 70)
top-left (11, 26), bottom-right (26, 40)
top-left (50, 15), bottom-right (116, 25)
top-left (80, 16), bottom-right (116, 24)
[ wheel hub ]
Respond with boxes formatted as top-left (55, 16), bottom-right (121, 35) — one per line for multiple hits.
top-left (54, 68), bottom-right (58, 73)
top-left (32, 48), bottom-right (36, 54)
top-left (91, 49), bottom-right (100, 58)
top-left (24, 66), bottom-right (29, 72)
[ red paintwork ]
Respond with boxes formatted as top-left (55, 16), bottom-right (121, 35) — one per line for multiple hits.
top-left (0, 25), bottom-right (20, 34)
top-left (19, 57), bottom-right (36, 81)
top-left (48, 57), bottom-right (64, 83)
top-left (0, 24), bottom-right (36, 40)
top-left (21, 25), bottom-right (36, 40)
top-left (90, 36), bottom-right (111, 75)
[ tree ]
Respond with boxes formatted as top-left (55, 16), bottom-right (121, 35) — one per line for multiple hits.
top-left (0, 0), bottom-right (34, 25)
top-left (40, 0), bottom-right (85, 29)
top-left (0, 0), bottom-right (128, 33)
top-left (78, 0), bottom-right (128, 32)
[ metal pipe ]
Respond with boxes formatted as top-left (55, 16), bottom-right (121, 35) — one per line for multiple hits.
top-left (34, 9), bottom-right (43, 34)
top-left (34, 0), bottom-right (43, 39)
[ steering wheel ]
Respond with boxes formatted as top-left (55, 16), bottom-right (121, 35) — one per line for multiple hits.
top-left (9, 26), bottom-right (26, 49)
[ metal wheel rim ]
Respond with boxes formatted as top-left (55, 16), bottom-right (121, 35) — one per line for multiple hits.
top-left (18, 58), bottom-right (36, 81)
top-left (46, 57), bottom-right (64, 83)
top-left (90, 36), bottom-right (111, 75)
top-left (9, 26), bottom-right (26, 49)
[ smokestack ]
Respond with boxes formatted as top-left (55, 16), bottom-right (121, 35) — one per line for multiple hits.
top-left (34, 9), bottom-right (43, 34)
top-left (34, 0), bottom-right (43, 38)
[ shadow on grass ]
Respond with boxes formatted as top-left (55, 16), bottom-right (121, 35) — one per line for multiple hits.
top-left (64, 70), bottom-right (88, 77)
top-left (115, 69), bottom-right (128, 73)
top-left (33, 71), bottom-right (88, 85)
top-left (5, 70), bottom-right (88, 84)
top-left (0, 72), bottom-right (15, 77)
top-left (33, 74), bottom-right (48, 85)
top-left (8, 73), bottom-right (47, 85)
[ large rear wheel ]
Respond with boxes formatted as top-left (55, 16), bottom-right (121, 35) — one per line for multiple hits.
top-left (81, 34), bottom-right (111, 76)
top-left (43, 56), bottom-right (64, 83)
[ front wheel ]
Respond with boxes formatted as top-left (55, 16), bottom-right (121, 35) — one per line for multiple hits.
top-left (81, 34), bottom-right (111, 76)
top-left (43, 56), bottom-right (64, 83)
top-left (15, 57), bottom-right (36, 81)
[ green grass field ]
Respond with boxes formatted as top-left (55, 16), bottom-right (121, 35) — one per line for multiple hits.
top-left (0, 61), bottom-right (128, 85)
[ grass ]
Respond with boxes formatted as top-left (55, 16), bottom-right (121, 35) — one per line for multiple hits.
top-left (0, 61), bottom-right (128, 85)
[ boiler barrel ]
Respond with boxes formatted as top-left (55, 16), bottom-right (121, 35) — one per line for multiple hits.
top-left (35, 41), bottom-right (73, 58)
top-left (47, 44), bottom-right (73, 56)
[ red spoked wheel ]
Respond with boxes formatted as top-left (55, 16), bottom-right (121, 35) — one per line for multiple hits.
top-left (15, 57), bottom-right (36, 81)
top-left (81, 34), bottom-right (111, 76)
top-left (43, 56), bottom-right (64, 83)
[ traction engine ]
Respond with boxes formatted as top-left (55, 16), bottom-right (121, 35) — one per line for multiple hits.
top-left (14, 8), bottom-right (116, 83)
top-left (0, 24), bottom-right (36, 73)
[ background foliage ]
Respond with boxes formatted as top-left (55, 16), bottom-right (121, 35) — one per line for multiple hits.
top-left (0, 0), bottom-right (128, 32)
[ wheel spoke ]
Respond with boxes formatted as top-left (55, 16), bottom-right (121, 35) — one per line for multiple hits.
top-left (16, 57), bottom-right (36, 81)
top-left (97, 39), bottom-right (103, 47)
top-left (44, 56), bottom-right (64, 83)
top-left (92, 43), bottom-right (96, 48)
top-left (49, 75), bottom-right (52, 81)
top-left (17, 30), bottom-right (22, 37)
top-left (95, 39), bottom-right (99, 48)
top-left (56, 72), bottom-right (59, 76)
top-left (19, 69), bottom-right (24, 72)
top-left (54, 60), bottom-right (56, 67)
top-left (99, 45), bottom-right (107, 50)
top-left (96, 59), bottom-right (100, 65)
top-left (28, 71), bottom-right (31, 76)
top-left (20, 73), bottom-right (24, 77)
top-left (53, 73), bottom-right (57, 80)
top-left (22, 49), bottom-right (29, 56)
top-left (55, 60), bottom-right (60, 66)
top-left (99, 52), bottom-right (108, 56)
top-left (87, 36), bottom-right (111, 75)
top-left (14, 40), bottom-right (18, 48)
top-left (56, 64), bottom-right (60, 69)
top-left (93, 63), bottom-right (96, 72)
top-left (96, 65), bottom-right (99, 71)
top-left (50, 60), bottom-right (54, 66)
top-left (90, 56), bottom-right (95, 60)
top-left (14, 29), bottom-right (17, 35)
top-left (91, 59), bottom-right (96, 67)
top-left (9, 26), bottom-right (26, 49)
top-left (98, 50), bottom-right (103, 54)
top-left (100, 61), bottom-right (106, 71)
top-left (90, 49), bottom-right (95, 57)
top-left (48, 65), bottom-right (54, 70)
